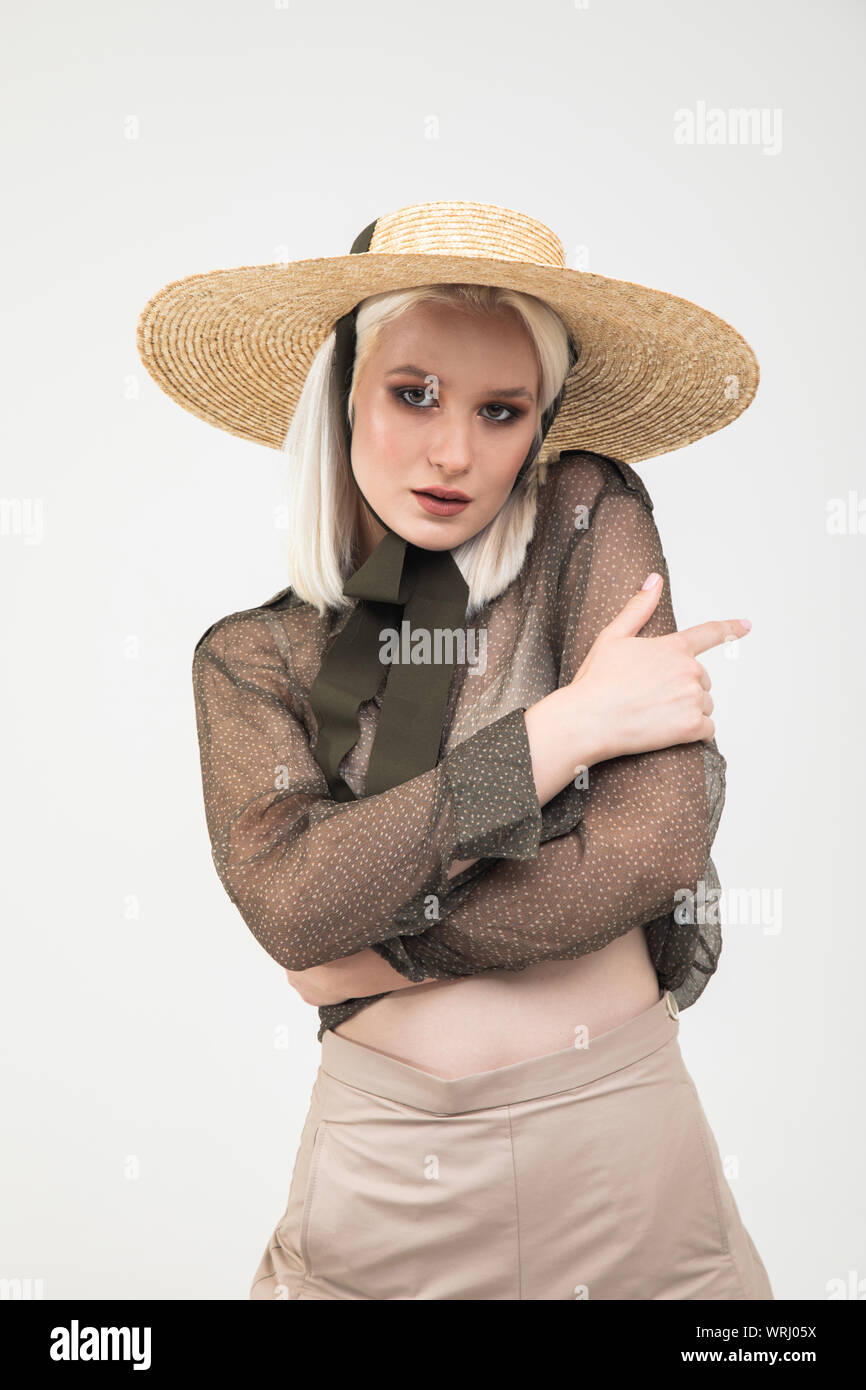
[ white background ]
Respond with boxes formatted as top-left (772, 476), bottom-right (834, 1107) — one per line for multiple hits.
top-left (2, 0), bottom-right (863, 1300)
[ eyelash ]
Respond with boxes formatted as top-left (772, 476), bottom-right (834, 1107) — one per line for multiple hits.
top-left (392, 387), bottom-right (524, 425)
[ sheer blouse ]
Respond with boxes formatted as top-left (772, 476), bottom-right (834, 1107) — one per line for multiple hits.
top-left (191, 450), bottom-right (726, 1042)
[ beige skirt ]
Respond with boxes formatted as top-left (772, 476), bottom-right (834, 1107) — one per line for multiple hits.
top-left (250, 987), bottom-right (773, 1300)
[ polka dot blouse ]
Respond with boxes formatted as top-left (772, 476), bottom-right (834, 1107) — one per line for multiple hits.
top-left (191, 451), bottom-right (726, 1042)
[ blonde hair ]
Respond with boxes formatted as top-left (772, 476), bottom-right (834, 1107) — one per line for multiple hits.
top-left (281, 283), bottom-right (572, 620)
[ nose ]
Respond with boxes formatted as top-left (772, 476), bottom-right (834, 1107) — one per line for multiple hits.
top-left (426, 410), bottom-right (473, 476)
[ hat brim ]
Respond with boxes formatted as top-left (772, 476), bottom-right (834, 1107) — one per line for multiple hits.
top-left (136, 251), bottom-right (759, 463)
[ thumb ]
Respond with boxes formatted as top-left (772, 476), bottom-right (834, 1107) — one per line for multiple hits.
top-left (602, 572), bottom-right (664, 639)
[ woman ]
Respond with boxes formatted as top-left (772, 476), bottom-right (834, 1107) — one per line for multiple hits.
top-left (138, 199), bottom-right (773, 1300)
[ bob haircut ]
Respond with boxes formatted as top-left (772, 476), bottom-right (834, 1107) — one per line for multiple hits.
top-left (281, 283), bottom-right (574, 621)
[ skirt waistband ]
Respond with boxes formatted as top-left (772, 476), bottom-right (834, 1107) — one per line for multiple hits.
top-left (319, 987), bottom-right (681, 1115)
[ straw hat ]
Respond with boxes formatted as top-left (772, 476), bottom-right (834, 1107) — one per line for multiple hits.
top-left (135, 198), bottom-right (758, 465)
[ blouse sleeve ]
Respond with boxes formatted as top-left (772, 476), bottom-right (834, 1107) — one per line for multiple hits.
top-left (191, 611), bottom-right (545, 972)
top-left (361, 482), bottom-right (727, 1002)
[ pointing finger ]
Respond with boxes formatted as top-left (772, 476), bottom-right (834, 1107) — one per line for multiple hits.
top-left (677, 618), bottom-right (752, 657)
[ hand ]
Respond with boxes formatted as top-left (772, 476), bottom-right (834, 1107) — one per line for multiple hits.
top-left (285, 954), bottom-right (436, 1007)
top-left (568, 572), bottom-right (750, 763)
top-left (284, 966), bottom-right (329, 1006)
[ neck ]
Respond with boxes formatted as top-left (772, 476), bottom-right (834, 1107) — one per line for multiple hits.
top-left (353, 491), bottom-right (388, 568)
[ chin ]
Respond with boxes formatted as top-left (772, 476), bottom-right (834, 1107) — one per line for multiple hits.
top-left (409, 518), bottom-right (477, 549)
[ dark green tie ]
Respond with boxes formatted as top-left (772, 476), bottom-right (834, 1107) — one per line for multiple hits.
top-left (309, 529), bottom-right (470, 800)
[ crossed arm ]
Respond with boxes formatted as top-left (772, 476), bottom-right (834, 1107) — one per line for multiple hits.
top-left (285, 849), bottom-right (492, 1003)
top-left (282, 488), bottom-right (722, 1010)
top-left (194, 479), bottom-right (723, 1014)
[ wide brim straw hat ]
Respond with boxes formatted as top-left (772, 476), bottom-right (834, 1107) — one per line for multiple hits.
top-left (136, 198), bottom-right (758, 465)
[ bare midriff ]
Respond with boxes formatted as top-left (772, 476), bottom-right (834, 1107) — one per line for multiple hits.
top-left (332, 924), bottom-right (663, 1079)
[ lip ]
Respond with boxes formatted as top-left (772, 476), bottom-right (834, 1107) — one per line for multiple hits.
top-left (415, 487), bottom-right (471, 501)
top-left (411, 488), bottom-right (471, 517)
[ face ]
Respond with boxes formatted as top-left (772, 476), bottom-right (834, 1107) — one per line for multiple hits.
top-left (348, 299), bottom-right (540, 562)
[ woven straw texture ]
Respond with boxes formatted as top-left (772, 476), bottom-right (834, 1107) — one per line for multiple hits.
top-left (136, 199), bottom-right (758, 464)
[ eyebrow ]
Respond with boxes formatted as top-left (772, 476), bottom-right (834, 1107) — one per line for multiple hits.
top-left (384, 363), bottom-right (536, 402)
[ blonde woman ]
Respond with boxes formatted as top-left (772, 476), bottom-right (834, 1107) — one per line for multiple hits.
top-left (139, 200), bottom-right (773, 1300)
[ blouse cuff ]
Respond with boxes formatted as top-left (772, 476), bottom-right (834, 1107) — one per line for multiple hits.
top-left (369, 935), bottom-right (434, 982)
top-left (441, 705), bottom-right (543, 862)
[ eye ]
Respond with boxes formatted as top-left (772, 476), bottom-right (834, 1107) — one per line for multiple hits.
top-left (480, 402), bottom-right (520, 423)
top-left (393, 388), bottom-right (523, 424)
top-left (396, 387), bottom-right (436, 407)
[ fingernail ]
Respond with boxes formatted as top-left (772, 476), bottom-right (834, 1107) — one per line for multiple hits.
top-left (641, 572), bottom-right (661, 590)
top-left (741, 618), bottom-right (752, 631)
